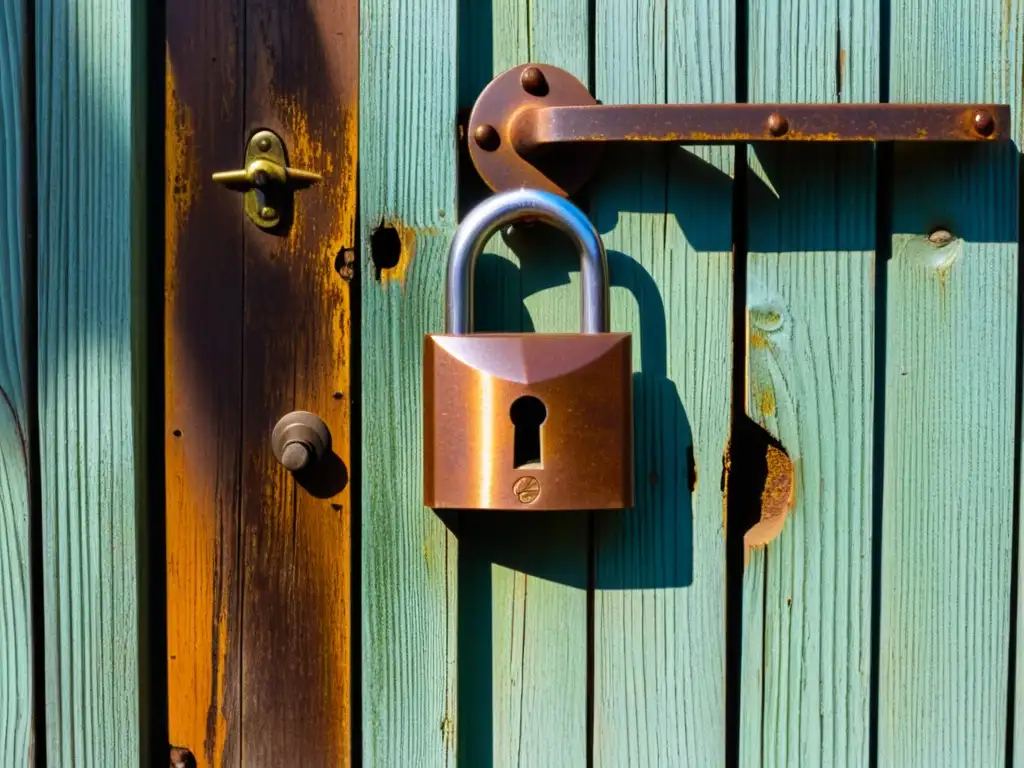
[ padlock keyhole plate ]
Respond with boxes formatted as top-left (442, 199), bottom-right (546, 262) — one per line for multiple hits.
top-left (510, 395), bottom-right (547, 469)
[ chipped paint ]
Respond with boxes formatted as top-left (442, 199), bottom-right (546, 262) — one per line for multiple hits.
top-left (271, 92), bottom-right (358, 390)
top-left (758, 386), bottom-right (776, 417)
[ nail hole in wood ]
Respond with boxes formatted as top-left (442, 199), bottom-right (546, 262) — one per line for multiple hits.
top-left (370, 225), bottom-right (401, 281)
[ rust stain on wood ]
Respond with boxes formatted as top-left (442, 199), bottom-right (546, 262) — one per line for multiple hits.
top-left (235, 0), bottom-right (357, 759)
top-left (725, 417), bottom-right (796, 564)
top-left (378, 218), bottom-right (432, 288)
top-left (165, 48), bottom-right (197, 296)
top-left (165, 8), bottom-right (244, 764)
top-left (743, 442), bottom-right (795, 561)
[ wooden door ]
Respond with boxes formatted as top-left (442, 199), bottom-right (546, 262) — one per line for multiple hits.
top-left (164, 0), bottom-right (1024, 765)
top-left (165, 0), bottom-right (357, 764)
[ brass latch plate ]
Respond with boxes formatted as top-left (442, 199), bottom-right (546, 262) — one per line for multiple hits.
top-left (468, 63), bottom-right (1011, 196)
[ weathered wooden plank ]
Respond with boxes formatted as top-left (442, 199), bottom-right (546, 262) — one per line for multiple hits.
top-left (456, 1), bottom-right (590, 764)
top-left (237, 0), bottom-right (357, 763)
top-left (739, 2), bottom-right (877, 766)
top-left (0, 0), bottom-right (31, 761)
top-left (360, 0), bottom-right (458, 763)
top-left (164, 0), bottom-right (244, 763)
top-left (36, 0), bottom-right (141, 760)
top-left (881, 2), bottom-right (1021, 763)
top-left (590, 1), bottom-right (733, 764)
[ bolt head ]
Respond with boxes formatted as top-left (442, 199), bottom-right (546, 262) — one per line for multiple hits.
top-left (973, 110), bottom-right (995, 137)
top-left (767, 112), bottom-right (789, 137)
top-left (259, 205), bottom-right (277, 220)
top-left (473, 123), bottom-right (501, 151)
top-left (520, 66), bottom-right (549, 96)
top-left (257, 136), bottom-right (272, 152)
top-left (281, 440), bottom-right (312, 472)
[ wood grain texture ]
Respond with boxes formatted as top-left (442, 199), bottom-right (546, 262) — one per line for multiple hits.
top-left (166, 0), bottom-right (356, 762)
top-left (739, 2), bottom-right (877, 766)
top-left (238, 0), bottom-right (357, 763)
top-left (0, 0), bottom-right (31, 761)
top-left (360, 0), bottom-right (458, 764)
top-left (590, 1), bottom-right (732, 764)
top-left (36, 0), bottom-right (140, 761)
top-left (881, 3), bottom-right (1021, 763)
top-left (457, 1), bottom-right (589, 764)
top-left (164, 0), bottom-right (244, 763)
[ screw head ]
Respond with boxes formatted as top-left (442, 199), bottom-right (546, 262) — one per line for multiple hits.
top-left (973, 110), bottom-right (995, 137)
top-left (256, 136), bottom-right (272, 152)
top-left (253, 169), bottom-right (270, 187)
top-left (473, 123), bottom-right (501, 151)
top-left (520, 66), bottom-right (549, 96)
top-left (259, 205), bottom-right (277, 220)
top-left (767, 112), bottom-right (789, 137)
top-left (513, 476), bottom-right (541, 504)
top-left (281, 441), bottom-right (312, 472)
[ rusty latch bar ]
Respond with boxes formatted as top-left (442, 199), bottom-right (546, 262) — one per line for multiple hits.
top-left (468, 63), bottom-right (1012, 196)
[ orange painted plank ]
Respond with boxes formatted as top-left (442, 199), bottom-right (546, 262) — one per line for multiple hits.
top-left (164, 0), bottom-right (244, 763)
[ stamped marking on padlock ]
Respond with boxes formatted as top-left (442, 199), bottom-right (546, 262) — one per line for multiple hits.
top-left (423, 188), bottom-right (634, 511)
top-left (513, 476), bottom-right (541, 504)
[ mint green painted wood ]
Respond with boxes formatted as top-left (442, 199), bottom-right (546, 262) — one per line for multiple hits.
top-left (590, 1), bottom-right (732, 764)
top-left (36, 0), bottom-right (141, 762)
top-left (0, 0), bottom-right (32, 762)
top-left (457, 1), bottom-right (590, 764)
top-left (740, 2), bottom-right (877, 766)
top-left (360, 0), bottom-right (458, 763)
top-left (881, 2), bottom-right (1021, 763)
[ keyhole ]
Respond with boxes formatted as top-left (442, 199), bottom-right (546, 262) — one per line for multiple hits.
top-left (510, 396), bottom-right (547, 469)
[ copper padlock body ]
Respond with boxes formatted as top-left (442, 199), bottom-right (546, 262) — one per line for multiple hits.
top-left (424, 188), bottom-right (633, 511)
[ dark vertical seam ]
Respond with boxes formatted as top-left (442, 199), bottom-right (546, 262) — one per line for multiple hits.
top-left (236, 0), bottom-right (248, 763)
top-left (23, 0), bottom-right (46, 759)
top-left (869, 142), bottom-right (891, 768)
top-left (138, 0), bottom-right (168, 762)
top-left (1004, 77), bottom-right (1024, 768)
top-left (868, 1), bottom-right (892, 762)
top-left (586, 511), bottom-right (595, 768)
top-left (725, 0), bottom-right (749, 765)
top-left (585, 5), bottom-right (597, 767)
top-left (350, 163), bottom-right (363, 768)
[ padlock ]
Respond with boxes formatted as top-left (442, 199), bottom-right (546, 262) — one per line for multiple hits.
top-left (423, 188), bottom-right (633, 510)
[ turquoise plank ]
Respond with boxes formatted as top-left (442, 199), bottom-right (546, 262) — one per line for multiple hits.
top-left (0, 0), bottom-right (31, 761)
top-left (360, 0), bottom-right (458, 763)
top-left (36, 0), bottom-right (142, 761)
top-left (457, 1), bottom-right (590, 765)
top-left (591, 0), bottom-right (733, 764)
top-left (881, 0), bottom-right (1022, 764)
top-left (740, 1), bottom-right (878, 766)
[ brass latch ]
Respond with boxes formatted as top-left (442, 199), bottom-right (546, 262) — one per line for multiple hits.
top-left (213, 129), bottom-right (322, 230)
top-left (468, 63), bottom-right (1011, 196)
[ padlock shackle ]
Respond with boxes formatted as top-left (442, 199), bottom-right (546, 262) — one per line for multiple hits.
top-left (446, 188), bottom-right (610, 334)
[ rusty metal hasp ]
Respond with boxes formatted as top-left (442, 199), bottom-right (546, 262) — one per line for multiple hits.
top-left (468, 63), bottom-right (1012, 196)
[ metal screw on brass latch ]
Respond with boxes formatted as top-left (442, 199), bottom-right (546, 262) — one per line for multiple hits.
top-left (212, 129), bottom-right (322, 230)
top-left (272, 411), bottom-right (332, 473)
